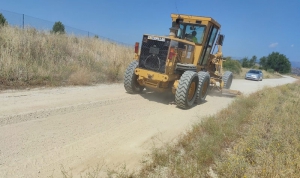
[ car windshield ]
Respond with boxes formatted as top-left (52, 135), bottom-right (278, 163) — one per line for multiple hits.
top-left (177, 23), bottom-right (206, 44)
top-left (248, 70), bottom-right (259, 74)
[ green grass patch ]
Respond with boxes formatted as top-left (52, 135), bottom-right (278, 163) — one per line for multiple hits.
top-left (214, 81), bottom-right (300, 177)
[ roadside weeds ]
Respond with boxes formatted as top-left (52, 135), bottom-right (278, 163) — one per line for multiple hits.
top-left (0, 26), bottom-right (133, 90)
top-left (102, 81), bottom-right (300, 178)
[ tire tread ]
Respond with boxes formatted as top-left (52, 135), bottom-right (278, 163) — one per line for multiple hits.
top-left (195, 72), bottom-right (210, 103)
top-left (222, 71), bottom-right (233, 89)
top-left (175, 71), bottom-right (198, 109)
top-left (124, 61), bottom-right (140, 93)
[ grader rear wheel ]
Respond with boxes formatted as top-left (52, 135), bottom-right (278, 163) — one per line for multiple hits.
top-left (195, 72), bottom-right (210, 103)
top-left (175, 71), bottom-right (199, 109)
top-left (124, 61), bottom-right (144, 93)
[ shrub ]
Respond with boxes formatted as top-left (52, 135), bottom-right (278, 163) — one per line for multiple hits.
top-left (241, 56), bottom-right (257, 68)
top-left (0, 13), bottom-right (7, 26)
top-left (223, 57), bottom-right (242, 74)
top-left (52, 21), bottom-right (65, 34)
top-left (267, 68), bottom-right (274, 73)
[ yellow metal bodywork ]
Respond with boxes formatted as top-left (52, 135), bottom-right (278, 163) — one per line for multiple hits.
top-left (135, 68), bottom-right (180, 92)
top-left (134, 13), bottom-right (228, 94)
top-left (171, 14), bottom-right (221, 28)
top-left (170, 13), bottom-right (221, 68)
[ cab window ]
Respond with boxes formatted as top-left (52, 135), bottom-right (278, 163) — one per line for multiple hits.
top-left (199, 26), bottom-right (219, 65)
top-left (177, 23), bottom-right (206, 44)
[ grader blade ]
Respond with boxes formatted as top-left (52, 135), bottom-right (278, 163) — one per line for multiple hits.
top-left (221, 89), bottom-right (242, 96)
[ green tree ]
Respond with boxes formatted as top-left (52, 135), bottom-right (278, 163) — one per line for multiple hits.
top-left (260, 52), bottom-right (291, 73)
top-left (223, 57), bottom-right (242, 74)
top-left (249, 55), bottom-right (257, 68)
top-left (241, 57), bottom-right (250, 68)
top-left (259, 56), bottom-right (267, 70)
top-left (0, 13), bottom-right (7, 26)
top-left (52, 21), bottom-right (65, 34)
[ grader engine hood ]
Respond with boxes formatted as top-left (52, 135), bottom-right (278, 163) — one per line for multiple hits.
top-left (138, 35), bottom-right (171, 73)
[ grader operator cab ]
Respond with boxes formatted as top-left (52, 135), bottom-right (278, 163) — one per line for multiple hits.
top-left (124, 14), bottom-right (239, 109)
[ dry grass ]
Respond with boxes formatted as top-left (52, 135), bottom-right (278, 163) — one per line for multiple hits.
top-left (5, 25), bottom-right (298, 178)
top-left (0, 26), bottom-right (133, 89)
top-left (105, 81), bottom-right (300, 178)
top-left (214, 81), bottom-right (300, 177)
top-left (133, 95), bottom-right (258, 177)
top-left (289, 74), bottom-right (300, 80)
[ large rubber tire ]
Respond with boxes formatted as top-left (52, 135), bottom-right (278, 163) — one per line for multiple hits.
top-left (124, 61), bottom-right (144, 93)
top-left (195, 72), bottom-right (210, 103)
top-left (222, 71), bottom-right (233, 89)
top-left (175, 71), bottom-right (199, 109)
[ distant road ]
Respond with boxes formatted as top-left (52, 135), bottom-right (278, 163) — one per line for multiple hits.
top-left (0, 76), bottom-right (297, 177)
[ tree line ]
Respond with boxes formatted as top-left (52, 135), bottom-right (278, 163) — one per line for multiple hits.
top-left (224, 52), bottom-right (291, 74)
top-left (0, 12), bottom-right (65, 33)
top-left (239, 52), bottom-right (291, 73)
top-left (1, 12), bottom-right (101, 38)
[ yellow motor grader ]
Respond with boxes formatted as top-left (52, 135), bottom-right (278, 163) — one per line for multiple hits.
top-left (124, 14), bottom-right (239, 109)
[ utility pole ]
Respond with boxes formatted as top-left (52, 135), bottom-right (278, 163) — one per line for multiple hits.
top-left (22, 14), bottom-right (24, 29)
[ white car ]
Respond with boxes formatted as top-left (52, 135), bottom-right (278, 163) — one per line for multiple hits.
top-left (245, 69), bottom-right (263, 81)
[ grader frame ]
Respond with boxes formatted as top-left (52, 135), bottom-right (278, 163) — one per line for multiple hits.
top-left (124, 14), bottom-right (238, 109)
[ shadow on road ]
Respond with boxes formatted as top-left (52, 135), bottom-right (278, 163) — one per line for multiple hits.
top-left (139, 90), bottom-right (175, 105)
top-left (138, 88), bottom-right (234, 109)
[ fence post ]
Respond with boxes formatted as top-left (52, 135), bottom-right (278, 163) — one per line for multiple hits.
top-left (22, 14), bottom-right (24, 29)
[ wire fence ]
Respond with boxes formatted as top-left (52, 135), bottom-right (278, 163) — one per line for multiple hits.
top-left (0, 9), bottom-right (131, 46)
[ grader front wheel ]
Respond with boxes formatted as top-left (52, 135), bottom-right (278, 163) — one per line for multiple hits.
top-left (175, 71), bottom-right (199, 109)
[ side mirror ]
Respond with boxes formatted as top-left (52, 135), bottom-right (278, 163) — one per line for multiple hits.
top-left (216, 34), bottom-right (225, 46)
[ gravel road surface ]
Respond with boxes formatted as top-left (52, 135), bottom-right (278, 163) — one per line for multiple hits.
top-left (0, 76), bottom-right (297, 177)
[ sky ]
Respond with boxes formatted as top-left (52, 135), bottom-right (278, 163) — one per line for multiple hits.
top-left (0, 0), bottom-right (299, 65)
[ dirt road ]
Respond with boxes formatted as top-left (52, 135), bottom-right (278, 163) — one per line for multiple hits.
top-left (0, 76), bottom-right (297, 177)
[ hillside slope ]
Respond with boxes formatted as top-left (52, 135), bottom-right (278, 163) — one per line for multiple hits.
top-left (0, 26), bottom-right (133, 89)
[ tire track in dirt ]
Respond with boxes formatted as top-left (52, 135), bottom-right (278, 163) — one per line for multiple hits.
top-left (0, 95), bottom-right (138, 126)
